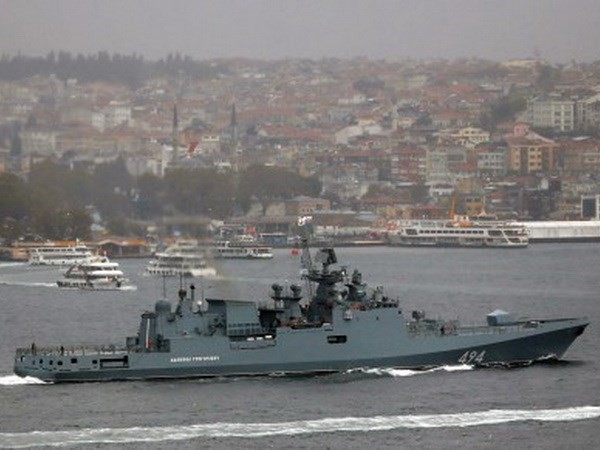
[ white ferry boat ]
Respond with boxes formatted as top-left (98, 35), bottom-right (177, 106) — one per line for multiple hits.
top-left (214, 241), bottom-right (274, 259)
top-left (29, 243), bottom-right (95, 266)
top-left (388, 218), bottom-right (529, 248)
top-left (145, 252), bottom-right (217, 277)
top-left (57, 255), bottom-right (130, 290)
top-left (160, 239), bottom-right (204, 254)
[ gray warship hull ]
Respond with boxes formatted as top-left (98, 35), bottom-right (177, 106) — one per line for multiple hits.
top-left (13, 244), bottom-right (589, 383)
top-left (14, 311), bottom-right (587, 383)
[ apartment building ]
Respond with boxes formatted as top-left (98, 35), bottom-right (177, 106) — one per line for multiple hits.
top-left (506, 135), bottom-right (559, 175)
top-left (525, 95), bottom-right (575, 132)
top-left (525, 93), bottom-right (600, 133)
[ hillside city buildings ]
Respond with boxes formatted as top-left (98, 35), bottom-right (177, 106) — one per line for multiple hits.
top-left (2, 57), bottom-right (600, 237)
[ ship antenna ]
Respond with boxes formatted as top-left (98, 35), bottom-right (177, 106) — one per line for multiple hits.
top-left (297, 216), bottom-right (314, 271)
top-left (297, 216), bottom-right (314, 298)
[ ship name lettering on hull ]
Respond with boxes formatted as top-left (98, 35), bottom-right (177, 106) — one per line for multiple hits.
top-left (170, 356), bottom-right (220, 363)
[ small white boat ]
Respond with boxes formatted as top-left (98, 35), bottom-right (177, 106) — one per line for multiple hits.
top-left (57, 255), bottom-right (131, 290)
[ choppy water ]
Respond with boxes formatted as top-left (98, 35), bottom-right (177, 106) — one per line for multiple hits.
top-left (0, 245), bottom-right (599, 449)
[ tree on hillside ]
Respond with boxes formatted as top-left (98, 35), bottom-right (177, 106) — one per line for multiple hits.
top-left (92, 157), bottom-right (132, 195)
top-left (537, 65), bottom-right (561, 91)
top-left (236, 165), bottom-right (322, 214)
top-left (134, 173), bottom-right (165, 219)
top-left (29, 159), bottom-right (93, 210)
top-left (91, 158), bottom-right (134, 220)
top-left (363, 184), bottom-right (396, 198)
top-left (0, 173), bottom-right (30, 220)
top-left (479, 94), bottom-right (527, 131)
top-left (0, 173), bottom-right (30, 241)
top-left (30, 207), bottom-right (91, 240)
top-left (164, 167), bottom-right (236, 218)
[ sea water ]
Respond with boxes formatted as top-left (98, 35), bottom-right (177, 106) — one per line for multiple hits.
top-left (0, 245), bottom-right (598, 449)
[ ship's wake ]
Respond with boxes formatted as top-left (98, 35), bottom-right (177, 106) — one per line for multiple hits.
top-left (0, 262), bottom-right (27, 268)
top-left (0, 375), bottom-right (48, 386)
top-left (0, 280), bottom-right (138, 291)
top-left (0, 406), bottom-right (598, 448)
top-left (0, 280), bottom-right (57, 288)
top-left (348, 364), bottom-right (474, 377)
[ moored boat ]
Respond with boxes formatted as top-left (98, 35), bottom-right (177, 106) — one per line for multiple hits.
top-left (14, 239), bottom-right (587, 383)
top-left (28, 243), bottom-right (95, 266)
top-left (213, 240), bottom-right (274, 259)
top-left (388, 218), bottom-right (529, 248)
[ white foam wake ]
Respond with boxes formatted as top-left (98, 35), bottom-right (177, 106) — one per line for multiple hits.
top-left (0, 281), bottom-right (57, 288)
top-left (351, 364), bottom-right (473, 377)
top-left (118, 285), bottom-right (138, 291)
top-left (0, 262), bottom-right (26, 268)
top-left (0, 375), bottom-right (47, 386)
top-left (1, 406), bottom-right (598, 448)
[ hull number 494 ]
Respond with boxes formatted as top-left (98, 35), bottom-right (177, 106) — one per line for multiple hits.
top-left (458, 350), bottom-right (486, 364)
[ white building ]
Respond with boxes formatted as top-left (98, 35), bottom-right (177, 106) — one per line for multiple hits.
top-left (525, 95), bottom-right (575, 132)
top-left (104, 101), bottom-right (132, 128)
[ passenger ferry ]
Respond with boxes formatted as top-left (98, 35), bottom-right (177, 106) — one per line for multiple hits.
top-left (145, 250), bottom-right (216, 277)
top-left (28, 243), bottom-right (95, 266)
top-left (214, 241), bottom-right (274, 259)
top-left (388, 217), bottom-right (529, 248)
top-left (57, 255), bottom-right (130, 290)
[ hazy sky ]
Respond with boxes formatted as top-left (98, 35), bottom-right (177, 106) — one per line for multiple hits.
top-left (2, 0), bottom-right (599, 63)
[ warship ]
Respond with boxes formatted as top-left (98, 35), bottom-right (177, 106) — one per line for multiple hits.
top-left (14, 241), bottom-right (589, 383)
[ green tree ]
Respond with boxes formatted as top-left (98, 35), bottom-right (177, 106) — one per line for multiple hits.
top-left (92, 157), bottom-right (132, 196)
top-left (164, 167), bottom-right (235, 218)
top-left (236, 165), bottom-right (321, 214)
top-left (537, 65), bottom-right (561, 91)
top-left (0, 173), bottom-right (30, 220)
top-left (91, 158), bottom-right (134, 220)
top-left (0, 173), bottom-right (30, 241)
top-left (363, 184), bottom-right (395, 197)
top-left (29, 207), bottom-right (90, 240)
top-left (480, 94), bottom-right (527, 131)
top-left (29, 159), bottom-right (93, 209)
top-left (135, 173), bottom-right (165, 219)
